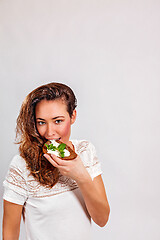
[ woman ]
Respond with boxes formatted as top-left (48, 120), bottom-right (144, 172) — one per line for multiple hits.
top-left (3, 82), bottom-right (110, 240)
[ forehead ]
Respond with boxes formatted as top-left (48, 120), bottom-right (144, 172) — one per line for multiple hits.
top-left (35, 99), bottom-right (68, 117)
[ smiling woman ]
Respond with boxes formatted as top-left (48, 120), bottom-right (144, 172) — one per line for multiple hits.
top-left (2, 82), bottom-right (110, 240)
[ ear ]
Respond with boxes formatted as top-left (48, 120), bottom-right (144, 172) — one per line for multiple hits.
top-left (71, 109), bottom-right (77, 125)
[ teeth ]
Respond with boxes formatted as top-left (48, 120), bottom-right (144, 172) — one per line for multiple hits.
top-left (56, 138), bottom-right (61, 141)
top-left (47, 137), bottom-right (61, 141)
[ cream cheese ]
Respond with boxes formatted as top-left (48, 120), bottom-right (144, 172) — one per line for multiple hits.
top-left (50, 140), bottom-right (59, 148)
top-left (47, 140), bottom-right (70, 157)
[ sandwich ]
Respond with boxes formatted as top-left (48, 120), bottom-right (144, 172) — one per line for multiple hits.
top-left (42, 139), bottom-right (77, 160)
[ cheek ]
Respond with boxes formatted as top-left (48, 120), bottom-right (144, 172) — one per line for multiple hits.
top-left (61, 121), bottom-right (71, 135)
top-left (36, 125), bottom-right (44, 136)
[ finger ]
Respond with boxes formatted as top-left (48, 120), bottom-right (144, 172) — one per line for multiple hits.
top-left (50, 154), bottom-right (69, 166)
top-left (44, 153), bottom-right (68, 166)
top-left (43, 154), bottom-right (59, 168)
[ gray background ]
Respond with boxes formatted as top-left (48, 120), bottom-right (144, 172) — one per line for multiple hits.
top-left (0, 0), bottom-right (160, 239)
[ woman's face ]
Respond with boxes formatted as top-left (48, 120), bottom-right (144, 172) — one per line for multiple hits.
top-left (35, 99), bottom-right (76, 145)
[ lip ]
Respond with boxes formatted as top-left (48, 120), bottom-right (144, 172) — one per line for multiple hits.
top-left (46, 137), bottom-right (61, 141)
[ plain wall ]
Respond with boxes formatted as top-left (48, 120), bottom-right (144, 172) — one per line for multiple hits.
top-left (0, 0), bottom-right (160, 239)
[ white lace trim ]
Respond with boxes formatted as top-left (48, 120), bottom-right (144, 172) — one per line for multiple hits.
top-left (3, 167), bottom-right (28, 197)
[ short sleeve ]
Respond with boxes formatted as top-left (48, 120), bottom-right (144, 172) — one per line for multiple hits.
top-left (3, 187), bottom-right (27, 205)
top-left (87, 142), bottom-right (103, 180)
top-left (3, 155), bottom-right (28, 205)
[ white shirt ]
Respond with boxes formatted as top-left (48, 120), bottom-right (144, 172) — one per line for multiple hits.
top-left (3, 140), bottom-right (103, 240)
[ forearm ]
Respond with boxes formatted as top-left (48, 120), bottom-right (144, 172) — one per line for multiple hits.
top-left (76, 173), bottom-right (110, 227)
top-left (3, 229), bottom-right (20, 240)
top-left (3, 235), bottom-right (19, 240)
top-left (3, 217), bottom-right (20, 240)
top-left (46, 153), bottom-right (110, 226)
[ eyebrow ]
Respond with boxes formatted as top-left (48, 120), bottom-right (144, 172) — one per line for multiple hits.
top-left (36, 116), bottom-right (65, 121)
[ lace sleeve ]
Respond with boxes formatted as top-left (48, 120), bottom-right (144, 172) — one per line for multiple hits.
top-left (3, 155), bottom-right (28, 204)
top-left (87, 142), bottom-right (103, 180)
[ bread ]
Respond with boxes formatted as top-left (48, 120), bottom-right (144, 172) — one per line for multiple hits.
top-left (42, 139), bottom-right (77, 160)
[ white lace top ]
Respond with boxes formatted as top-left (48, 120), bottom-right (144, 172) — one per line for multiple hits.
top-left (3, 140), bottom-right (103, 240)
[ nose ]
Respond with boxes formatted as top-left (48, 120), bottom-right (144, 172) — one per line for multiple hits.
top-left (46, 123), bottom-right (56, 137)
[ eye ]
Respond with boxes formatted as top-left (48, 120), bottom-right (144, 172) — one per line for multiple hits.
top-left (55, 119), bottom-right (62, 124)
top-left (37, 121), bottom-right (45, 126)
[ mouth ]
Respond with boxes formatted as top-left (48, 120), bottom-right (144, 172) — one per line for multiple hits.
top-left (46, 137), bottom-right (61, 141)
top-left (56, 137), bottom-right (61, 141)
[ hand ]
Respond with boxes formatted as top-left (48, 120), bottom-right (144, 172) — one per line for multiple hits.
top-left (43, 153), bottom-right (91, 183)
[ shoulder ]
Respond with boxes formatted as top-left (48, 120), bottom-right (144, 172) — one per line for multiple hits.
top-left (8, 154), bottom-right (27, 172)
top-left (71, 139), bottom-right (97, 155)
top-left (72, 139), bottom-right (90, 147)
top-left (3, 154), bottom-right (29, 199)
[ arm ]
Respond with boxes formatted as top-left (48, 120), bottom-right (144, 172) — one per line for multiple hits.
top-left (77, 174), bottom-right (110, 227)
top-left (44, 154), bottom-right (110, 227)
top-left (3, 200), bottom-right (23, 240)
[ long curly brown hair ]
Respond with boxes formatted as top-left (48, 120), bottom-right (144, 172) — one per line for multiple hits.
top-left (15, 82), bottom-right (77, 188)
